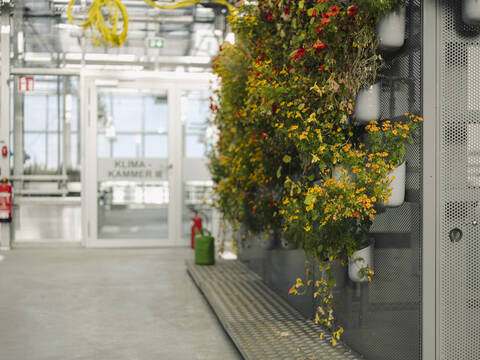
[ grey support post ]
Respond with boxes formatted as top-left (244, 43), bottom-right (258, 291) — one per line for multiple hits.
top-left (0, 0), bottom-right (12, 250)
top-left (13, 3), bottom-right (23, 192)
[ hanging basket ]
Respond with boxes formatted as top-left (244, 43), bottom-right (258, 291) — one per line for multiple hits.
top-left (348, 240), bottom-right (374, 283)
top-left (377, 7), bottom-right (406, 51)
top-left (383, 161), bottom-right (406, 208)
top-left (463, 0), bottom-right (480, 25)
top-left (354, 82), bottom-right (381, 124)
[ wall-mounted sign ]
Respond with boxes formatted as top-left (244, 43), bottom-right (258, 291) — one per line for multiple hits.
top-left (18, 76), bottom-right (34, 93)
top-left (147, 37), bottom-right (164, 49)
top-left (98, 158), bottom-right (168, 181)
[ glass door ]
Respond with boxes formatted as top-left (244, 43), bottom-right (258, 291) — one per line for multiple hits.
top-left (96, 86), bottom-right (169, 241)
top-left (84, 77), bottom-right (177, 247)
top-left (83, 72), bottom-right (215, 247)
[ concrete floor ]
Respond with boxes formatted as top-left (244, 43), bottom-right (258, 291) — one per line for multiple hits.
top-left (0, 248), bottom-right (242, 360)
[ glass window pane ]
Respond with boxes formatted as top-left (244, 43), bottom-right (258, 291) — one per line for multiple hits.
top-left (145, 97), bottom-right (168, 133)
top-left (47, 95), bottom-right (60, 131)
top-left (70, 134), bottom-right (78, 170)
top-left (112, 96), bottom-right (142, 132)
top-left (145, 134), bottom-right (168, 158)
top-left (70, 95), bottom-right (79, 132)
top-left (98, 181), bottom-right (169, 239)
top-left (185, 134), bottom-right (206, 158)
top-left (182, 181), bottom-right (214, 237)
top-left (113, 134), bottom-right (138, 158)
top-left (24, 96), bottom-right (46, 131)
top-left (182, 90), bottom-right (211, 159)
top-left (47, 133), bottom-right (60, 171)
top-left (24, 133), bottom-right (46, 170)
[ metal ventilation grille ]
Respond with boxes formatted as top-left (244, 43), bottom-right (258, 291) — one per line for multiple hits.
top-left (439, 1), bottom-right (480, 359)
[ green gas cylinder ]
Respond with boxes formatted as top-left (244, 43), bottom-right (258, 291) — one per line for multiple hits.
top-left (194, 228), bottom-right (215, 265)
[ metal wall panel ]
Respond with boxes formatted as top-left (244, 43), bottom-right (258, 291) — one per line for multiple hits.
top-left (238, 1), bottom-right (423, 359)
top-left (438, 1), bottom-right (480, 359)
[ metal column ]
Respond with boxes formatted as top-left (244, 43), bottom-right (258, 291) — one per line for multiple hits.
top-left (13, 3), bottom-right (24, 192)
top-left (0, 0), bottom-right (12, 250)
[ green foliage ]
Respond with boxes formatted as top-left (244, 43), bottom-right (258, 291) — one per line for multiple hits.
top-left (209, 0), bottom-right (420, 260)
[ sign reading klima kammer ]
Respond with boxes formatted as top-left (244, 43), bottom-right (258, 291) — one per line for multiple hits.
top-left (98, 158), bottom-right (168, 181)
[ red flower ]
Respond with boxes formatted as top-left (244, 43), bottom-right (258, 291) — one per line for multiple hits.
top-left (284, 6), bottom-right (290, 15)
top-left (313, 40), bottom-right (326, 51)
top-left (293, 47), bottom-right (306, 60)
top-left (347, 6), bottom-right (357, 17)
top-left (329, 5), bottom-right (339, 16)
top-left (318, 65), bottom-right (326, 73)
top-left (321, 12), bottom-right (331, 24)
top-left (312, 9), bottom-right (318, 18)
top-left (267, 12), bottom-right (273, 20)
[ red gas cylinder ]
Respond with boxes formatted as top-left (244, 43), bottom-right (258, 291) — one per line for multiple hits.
top-left (191, 216), bottom-right (202, 249)
top-left (0, 178), bottom-right (12, 222)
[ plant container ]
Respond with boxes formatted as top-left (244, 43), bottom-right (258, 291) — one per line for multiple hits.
top-left (354, 82), bottom-right (381, 124)
top-left (377, 7), bottom-right (406, 51)
top-left (348, 241), bottom-right (374, 283)
top-left (384, 161), bottom-right (406, 207)
top-left (463, 0), bottom-right (480, 25)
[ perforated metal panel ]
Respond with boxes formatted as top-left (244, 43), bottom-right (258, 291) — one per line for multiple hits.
top-left (439, 2), bottom-right (480, 359)
top-left (336, 2), bottom-right (423, 359)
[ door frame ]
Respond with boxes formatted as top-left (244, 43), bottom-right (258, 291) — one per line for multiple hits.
top-left (80, 71), bottom-right (214, 248)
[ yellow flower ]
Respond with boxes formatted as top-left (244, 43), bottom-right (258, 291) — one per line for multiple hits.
top-left (304, 225), bottom-right (311, 232)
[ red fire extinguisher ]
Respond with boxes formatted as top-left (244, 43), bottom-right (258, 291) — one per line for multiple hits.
top-left (0, 178), bottom-right (12, 222)
top-left (191, 210), bottom-right (202, 249)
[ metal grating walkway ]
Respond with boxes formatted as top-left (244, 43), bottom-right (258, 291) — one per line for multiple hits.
top-left (186, 260), bottom-right (363, 360)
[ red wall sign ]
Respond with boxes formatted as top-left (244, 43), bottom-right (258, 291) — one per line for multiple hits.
top-left (18, 76), bottom-right (34, 93)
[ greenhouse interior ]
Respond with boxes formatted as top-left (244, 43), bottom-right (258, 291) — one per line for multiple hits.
top-left (0, 0), bottom-right (477, 359)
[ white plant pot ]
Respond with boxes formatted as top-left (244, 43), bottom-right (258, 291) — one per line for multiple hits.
top-left (354, 83), bottom-right (381, 124)
top-left (348, 242), bottom-right (374, 283)
top-left (384, 161), bottom-right (406, 208)
top-left (463, 0), bottom-right (480, 25)
top-left (377, 7), bottom-right (406, 51)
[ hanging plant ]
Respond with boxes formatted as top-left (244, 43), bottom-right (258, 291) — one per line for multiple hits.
top-left (208, 0), bottom-right (420, 346)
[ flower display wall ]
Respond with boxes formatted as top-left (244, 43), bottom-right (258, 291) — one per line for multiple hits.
top-left (208, 0), bottom-right (421, 343)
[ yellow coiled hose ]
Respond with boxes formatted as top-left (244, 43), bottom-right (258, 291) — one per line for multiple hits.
top-left (68, 0), bottom-right (236, 47)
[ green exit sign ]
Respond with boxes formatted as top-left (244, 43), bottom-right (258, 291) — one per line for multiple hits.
top-left (147, 37), bottom-right (164, 49)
